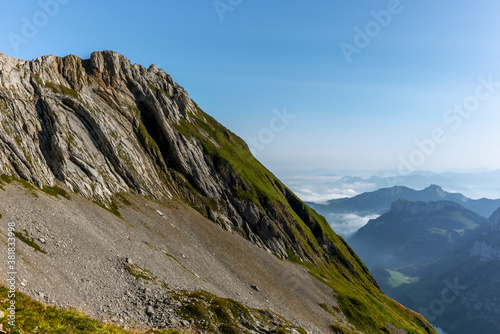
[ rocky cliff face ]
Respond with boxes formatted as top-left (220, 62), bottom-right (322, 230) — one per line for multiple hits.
top-left (0, 51), bottom-right (437, 334)
top-left (0, 50), bottom-right (323, 261)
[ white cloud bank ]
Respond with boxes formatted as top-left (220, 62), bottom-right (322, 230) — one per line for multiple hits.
top-left (326, 213), bottom-right (379, 238)
top-left (293, 186), bottom-right (360, 204)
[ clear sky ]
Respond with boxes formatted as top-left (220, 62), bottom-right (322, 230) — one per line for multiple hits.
top-left (1, 1), bottom-right (500, 174)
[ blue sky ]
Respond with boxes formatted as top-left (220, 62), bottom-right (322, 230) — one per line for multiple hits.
top-left (1, 1), bottom-right (500, 174)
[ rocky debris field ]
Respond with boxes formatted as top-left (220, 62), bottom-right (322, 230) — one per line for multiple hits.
top-left (0, 181), bottom-right (342, 333)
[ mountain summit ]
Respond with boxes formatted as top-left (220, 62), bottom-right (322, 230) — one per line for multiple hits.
top-left (0, 51), bottom-right (436, 333)
top-left (1, 50), bottom-right (318, 260)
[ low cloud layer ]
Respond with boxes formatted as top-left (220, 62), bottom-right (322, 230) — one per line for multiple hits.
top-left (326, 213), bottom-right (379, 238)
top-left (283, 175), bottom-right (377, 204)
top-left (292, 186), bottom-right (360, 204)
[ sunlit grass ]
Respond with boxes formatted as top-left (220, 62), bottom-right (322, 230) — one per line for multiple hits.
top-left (0, 286), bottom-right (187, 334)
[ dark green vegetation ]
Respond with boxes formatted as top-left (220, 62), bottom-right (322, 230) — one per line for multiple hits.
top-left (14, 229), bottom-right (47, 254)
top-left (0, 285), bottom-right (186, 334)
top-left (0, 174), bottom-right (72, 202)
top-left (42, 185), bottom-right (71, 200)
top-left (124, 262), bottom-right (156, 281)
top-left (31, 72), bottom-right (79, 99)
top-left (174, 290), bottom-right (306, 333)
top-left (147, 83), bottom-right (173, 99)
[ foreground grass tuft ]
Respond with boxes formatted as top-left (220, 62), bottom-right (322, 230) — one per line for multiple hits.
top-left (42, 185), bottom-right (71, 200)
top-left (0, 285), bottom-right (187, 333)
top-left (174, 290), bottom-right (305, 333)
top-left (14, 229), bottom-right (47, 254)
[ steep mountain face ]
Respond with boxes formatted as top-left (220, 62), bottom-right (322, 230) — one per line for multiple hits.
top-left (385, 209), bottom-right (500, 334)
top-left (0, 51), bottom-right (437, 334)
top-left (308, 185), bottom-right (500, 218)
top-left (470, 207), bottom-right (500, 261)
top-left (350, 199), bottom-right (486, 270)
top-left (0, 49), bottom-right (326, 262)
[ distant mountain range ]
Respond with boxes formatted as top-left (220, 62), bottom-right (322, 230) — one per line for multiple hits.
top-left (380, 209), bottom-right (500, 334)
top-left (280, 169), bottom-right (500, 201)
top-left (347, 196), bottom-right (500, 333)
top-left (349, 199), bottom-right (486, 269)
top-left (308, 184), bottom-right (500, 218)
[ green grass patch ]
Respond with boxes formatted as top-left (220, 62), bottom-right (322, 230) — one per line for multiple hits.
top-left (31, 72), bottom-right (79, 99)
top-left (95, 200), bottom-right (122, 219)
top-left (42, 185), bottom-right (71, 200)
top-left (124, 263), bottom-right (156, 281)
top-left (318, 303), bottom-right (336, 317)
top-left (218, 324), bottom-right (238, 334)
top-left (330, 324), bottom-right (351, 334)
top-left (45, 82), bottom-right (79, 99)
top-left (0, 285), bottom-right (187, 333)
top-left (174, 290), bottom-right (304, 333)
top-left (147, 83), bottom-right (172, 99)
top-left (14, 229), bottom-right (47, 254)
top-left (17, 178), bottom-right (38, 195)
top-left (0, 174), bottom-right (38, 197)
top-left (0, 174), bottom-right (12, 184)
top-left (138, 122), bottom-right (161, 152)
top-left (115, 193), bottom-right (133, 207)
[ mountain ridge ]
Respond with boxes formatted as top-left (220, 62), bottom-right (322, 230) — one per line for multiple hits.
top-left (0, 50), bottom-right (436, 333)
top-left (308, 184), bottom-right (500, 218)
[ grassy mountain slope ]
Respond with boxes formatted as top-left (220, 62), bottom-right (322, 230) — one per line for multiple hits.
top-left (176, 108), bottom-right (436, 333)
